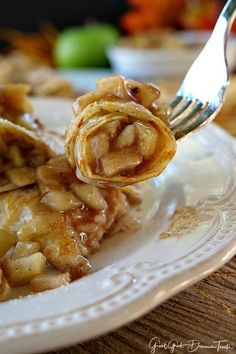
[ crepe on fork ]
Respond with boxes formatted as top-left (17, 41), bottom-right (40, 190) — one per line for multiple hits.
top-left (65, 76), bottom-right (176, 187)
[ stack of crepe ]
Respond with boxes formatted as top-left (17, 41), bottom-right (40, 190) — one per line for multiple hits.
top-left (0, 76), bottom-right (176, 300)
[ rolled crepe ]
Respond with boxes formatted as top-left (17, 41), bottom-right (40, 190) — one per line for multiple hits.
top-left (0, 118), bottom-right (54, 193)
top-left (0, 84), bottom-right (65, 155)
top-left (65, 76), bottom-right (176, 187)
top-left (0, 155), bottom-right (134, 280)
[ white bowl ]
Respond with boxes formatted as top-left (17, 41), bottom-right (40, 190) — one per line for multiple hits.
top-left (107, 31), bottom-right (236, 80)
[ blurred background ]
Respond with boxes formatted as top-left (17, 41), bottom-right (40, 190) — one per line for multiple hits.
top-left (0, 0), bottom-right (235, 134)
top-left (0, 0), bottom-right (226, 32)
top-left (0, 0), bottom-right (126, 31)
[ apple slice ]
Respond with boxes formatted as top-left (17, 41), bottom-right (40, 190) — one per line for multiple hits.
top-left (134, 121), bottom-right (158, 159)
top-left (100, 148), bottom-right (142, 177)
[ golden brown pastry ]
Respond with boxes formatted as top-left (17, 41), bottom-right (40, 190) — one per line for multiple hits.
top-left (0, 83), bottom-right (65, 155)
top-left (65, 75), bottom-right (176, 187)
top-left (0, 118), bottom-right (54, 193)
top-left (0, 155), bottom-right (139, 299)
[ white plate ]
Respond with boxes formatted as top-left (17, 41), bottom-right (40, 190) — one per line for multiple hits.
top-left (1, 98), bottom-right (236, 354)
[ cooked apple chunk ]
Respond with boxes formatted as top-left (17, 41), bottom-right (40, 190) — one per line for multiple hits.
top-left (12, 241), bottom-right (41, 259)
top-left (115, 124), bottom-right (135, 149)
top-left (8, 145), bottom-right (25, 167)
top-left (5, 167), bottom-right (36, 187)
top-left (89, 131), bottom-right (109, 159)
top-left (31, 272), bottom-right (70, 292)
top-left (72, 183), bottom-right (107, 210)
top-left (0, 230), bottom-right (17, 258)
top-left (126, 79), bottom-right (160, 107)
top-left (134, 121), bottom-right (158, 158)
top-left (104, 120), bottom-right (121, 138)
top-left (100, 148), bottom-right (142, 177)
top-left (17, 215), bottom-right (51, 241)
top-left (97, 75), bottom-right (127, 98)
top-left (41, 189), bottom-right (82, 211)
top-left (3, 252), bottom-right (46, 286)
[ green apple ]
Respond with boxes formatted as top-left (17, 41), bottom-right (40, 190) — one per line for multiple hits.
top-left (54, 24), bottom-right (119, 68)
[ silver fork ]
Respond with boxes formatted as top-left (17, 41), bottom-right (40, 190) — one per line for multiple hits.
top-left (169, 0), bottom-right (236, 139)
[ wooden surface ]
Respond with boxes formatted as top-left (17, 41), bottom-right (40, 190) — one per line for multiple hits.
top-left (46, 255), bottom-right (236, 354)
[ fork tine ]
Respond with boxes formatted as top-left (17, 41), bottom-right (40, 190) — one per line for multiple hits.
top-left (167, 0), bottom-right (236, 140)
top-left (177, 104), bottom-right (217, 135)
top-left (170, 101), bottom-right (205, 131)
top-left (170, 95), bottom-right (182, 109)
top-left (170, 99), bottom-right (193, 121)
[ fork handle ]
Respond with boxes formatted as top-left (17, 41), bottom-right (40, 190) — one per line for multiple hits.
top-left (221, 0), bottom-right (236, 30)
top-left (212, 0), bottom-right (236, 41)
top-left (202, 0), bottom-right (236, 66)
